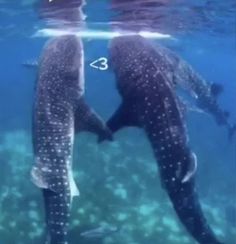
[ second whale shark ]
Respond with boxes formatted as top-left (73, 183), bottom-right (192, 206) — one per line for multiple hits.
top-left (107, 35), bottom-right (224, 244)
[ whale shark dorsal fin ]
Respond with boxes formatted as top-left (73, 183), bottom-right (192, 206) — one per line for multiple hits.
top-left (74, 98), bottom-right (113, 141)
top-left (107, 102), bottom-right (140, 133)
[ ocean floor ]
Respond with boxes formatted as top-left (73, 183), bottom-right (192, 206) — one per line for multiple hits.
top-left (0, 129), bottom-right (235, 244)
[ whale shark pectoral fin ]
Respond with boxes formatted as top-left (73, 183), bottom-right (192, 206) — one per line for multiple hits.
top-left (181, 152), bottom-right (198, 183)
top-left (107, 102), bottom-right (139, 133)
top-left (74, 98), bottom-right (113, 141)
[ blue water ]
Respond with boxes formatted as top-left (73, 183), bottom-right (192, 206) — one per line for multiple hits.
top-left (0, 1), bottom-right (235, 244)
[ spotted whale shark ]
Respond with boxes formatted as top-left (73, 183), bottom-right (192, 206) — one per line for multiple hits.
top-left (31, 35), bottom-right (112, 244)
top-left (107, 35), bottom-right (224, 244)
top-left (114, 35), bottom-right (235, 139)
top-left (155, 41), bottom-right (236, 139)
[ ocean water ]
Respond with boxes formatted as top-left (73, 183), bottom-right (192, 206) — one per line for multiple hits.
top-left (0, 1), bottom-right (235, 244)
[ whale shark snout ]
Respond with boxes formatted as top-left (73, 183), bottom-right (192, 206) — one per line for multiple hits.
top-left (40, 35), bottom-right (85, 96)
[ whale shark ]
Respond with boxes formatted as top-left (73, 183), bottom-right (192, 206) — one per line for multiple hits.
top-left (110, 35), bottom-right (235, 139)
top-left (107, 35), bottom-right (224, 244)
top-left (31, 35), bottom-right (112, 244)
top-left (154, 40), bottom-right (236, 139)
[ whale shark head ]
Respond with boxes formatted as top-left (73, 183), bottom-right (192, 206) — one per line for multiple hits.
top-left (39, 34), bottom-right (84, 97)
top-left (109, 35), bottom-right (163, 96)
top-left (109, 35), bottom-right (149, 73)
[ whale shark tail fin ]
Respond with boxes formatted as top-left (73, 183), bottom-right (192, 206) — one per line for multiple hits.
top-left (75, 98), bottom-right (113, 141)
top-left (99, 101), bottom-right (140, 143)
top-left (166, 179), bottom-right (224, 244)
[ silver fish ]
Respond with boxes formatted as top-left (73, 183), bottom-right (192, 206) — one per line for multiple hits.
top-left (80, 225), bottom-right (119, 239)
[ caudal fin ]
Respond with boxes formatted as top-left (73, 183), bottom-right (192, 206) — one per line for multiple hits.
top-left (75, 97), bottom-right (113, 142)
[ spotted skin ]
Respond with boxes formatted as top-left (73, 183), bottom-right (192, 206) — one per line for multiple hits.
top-left (31, 35), bottom-right (112, 244)
top-left (107, 35), bottom-right (224, 244)
top-left (109, 34), bottom-right (234, 138)
top-left (154, 40), bottom-right (234, 133)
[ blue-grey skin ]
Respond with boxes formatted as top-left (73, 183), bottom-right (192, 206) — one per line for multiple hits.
top-left (107, 35), bottom-right (224, 244)
top-left (31, 35), bottom-right (112, 244)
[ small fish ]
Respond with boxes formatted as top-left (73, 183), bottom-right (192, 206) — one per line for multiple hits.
top-left (80, 225), bottom-right (119, 239)
top-left (31, 35), bottom-right (112, 244)
top-left (22, 59), bottom-right (38, 68)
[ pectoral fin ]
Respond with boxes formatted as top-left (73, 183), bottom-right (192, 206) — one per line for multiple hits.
top-left (107, 101), bottom-right (140, 133)
top-left (74, 98), bottom-right (113, 141)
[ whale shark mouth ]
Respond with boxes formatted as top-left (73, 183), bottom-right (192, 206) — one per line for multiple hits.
top-left (32, 28), bottom-right (173, 40)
